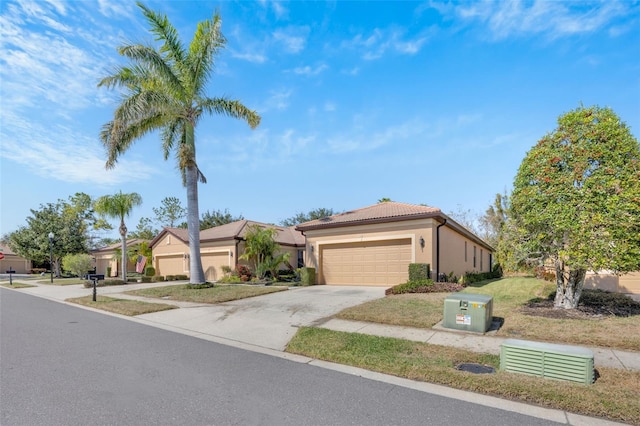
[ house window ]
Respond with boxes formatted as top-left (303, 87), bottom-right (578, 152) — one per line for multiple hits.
top-left (480, 249), bottom-right (483, 271)
top-left (465, 241), bottom-right (467, 262)
top-left (297, 250), bottom-right (304, 268)
top-left (473, 246), bottom-right (477, 268)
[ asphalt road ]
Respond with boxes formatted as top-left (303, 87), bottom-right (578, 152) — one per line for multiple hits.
top-left (0, 288), bottom-right (561, 426)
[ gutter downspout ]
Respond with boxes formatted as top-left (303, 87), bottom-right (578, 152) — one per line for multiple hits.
top-left (436, 219), bottom-right (447, 282)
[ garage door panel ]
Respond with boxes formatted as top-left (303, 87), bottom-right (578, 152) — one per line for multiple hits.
top-left (321, 239), bottom-right (412, 286)
top-left (202, 252), bottom-right (229, 282)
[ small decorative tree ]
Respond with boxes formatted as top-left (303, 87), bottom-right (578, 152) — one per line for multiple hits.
top-left (240, 225), bottom-right (290, 280)
top-left (62, 253), bottom-right (94, 280)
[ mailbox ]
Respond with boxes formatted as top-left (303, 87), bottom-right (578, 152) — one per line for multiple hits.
top-left (443, 293), bottom-right (493, 333)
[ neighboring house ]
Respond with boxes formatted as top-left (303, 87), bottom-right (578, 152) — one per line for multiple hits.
top-left (584, 271), bottom-right (640, 297)
top-left (92, 239), bottom-right (150, 277)
top-left (150, 221), bottom-right (305, 281)
top-left (0, 245), bottom-right (32, 274)
top-left (296, 202), bottom-right (494, 286)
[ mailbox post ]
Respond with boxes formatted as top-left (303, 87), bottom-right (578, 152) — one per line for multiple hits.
top-left (6, 267), bottom-right (15, 285)
top-left (87, 274), bottom-right (104, 302)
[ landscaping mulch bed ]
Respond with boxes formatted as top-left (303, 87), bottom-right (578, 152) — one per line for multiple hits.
top-left (522, 290), bottom-right (640, 319)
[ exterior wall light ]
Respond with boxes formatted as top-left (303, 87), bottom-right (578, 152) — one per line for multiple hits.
top-left (419, 236), bottom-right (425, 249)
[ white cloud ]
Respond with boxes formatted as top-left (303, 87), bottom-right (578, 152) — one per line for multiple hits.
top-left (291, 63), bottom-right (328, 76)
top-left (455, 0), bottom-right (631, 40)
top-left (272, 26), bottom-right (310, 53)
top-left (324, 102), bottom-right (336, 112)
top-left (230, 49), bottom-right (268, 63)
top-left (343, 27), bottom-right (429, 60)
top-left (0, 111), bottom-right (154, 185)
top-left (258, 89), bottom-right (293, 112)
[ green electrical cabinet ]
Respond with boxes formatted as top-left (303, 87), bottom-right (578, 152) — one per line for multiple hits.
top-left (442, 293), bottom-right (493, 333)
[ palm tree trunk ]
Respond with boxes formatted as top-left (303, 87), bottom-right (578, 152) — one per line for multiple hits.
top-left (185, 164), bottom-right (205, 283)
top-left (120, 219), bottom-right (128, 282)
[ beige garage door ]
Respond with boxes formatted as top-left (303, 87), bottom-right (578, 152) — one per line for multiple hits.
top-left (202, 252), bottom-right (229, 282)
top-left (321, 239), bottom-right (412, 286)
top-left (157, 255), bottom-right (185, 277)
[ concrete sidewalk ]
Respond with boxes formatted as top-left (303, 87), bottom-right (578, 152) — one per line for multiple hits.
top-left (317, 318), bottom-right (640, 371)
top-left (3, 279), bottom-right (637, 425)
top-left (5, 279), bottom-right (639, 371)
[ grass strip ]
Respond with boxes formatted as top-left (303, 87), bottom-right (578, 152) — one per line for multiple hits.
top-left (0, 282), bottom-right (36, 289)
top-left (126, 283), bottom-right (286, 304)
top-left (337, 277), bottom-right (640, 351)
top-left (66, 295), bottom-right (178, 316)
top-left (286, 327), bottom-right (640, 425)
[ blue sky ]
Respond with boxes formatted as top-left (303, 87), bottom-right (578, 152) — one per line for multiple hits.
top-left (1, 0), bottom-right (639, 239)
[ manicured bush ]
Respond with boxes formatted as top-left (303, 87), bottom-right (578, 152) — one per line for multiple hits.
top-left (140, 276), bottom-right (152, 283)
top-left (300, 267), bottom-right (315, 286)
top-left (408, 263), bottom-right (431, 281)
top-left (166, 275), bottom-right (175, 281)
top-left (106, 266), bottom-right (112, 277)
top-left (218, 275), bottom-right (242, 284)
top-left (153, 275), bottom-right (164, 282)
top-left (144, 266), bottom-right (156, 277)
top-left (385, 279), bottom-right (464, 295)
top-left (236, 265), bottom-right (252, 282)
top-left (175, 274), bottom-right (188, 280)
top-left (127, 278), bottom-right (138, 283)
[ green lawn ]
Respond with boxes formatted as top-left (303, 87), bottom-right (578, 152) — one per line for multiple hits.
top-left (66, 295), bottom-right (178, 316)
top-left (125, 283), bottom-right (286, 303)
top-left (287, 276), bottom-right (640, 424)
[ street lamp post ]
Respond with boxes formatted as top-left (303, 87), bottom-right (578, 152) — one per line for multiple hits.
top-left (48, 232), bottom-right (54, 284)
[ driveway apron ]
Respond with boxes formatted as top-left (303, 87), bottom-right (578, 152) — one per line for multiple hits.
top-left (136, 286), bottom-right (387, 351)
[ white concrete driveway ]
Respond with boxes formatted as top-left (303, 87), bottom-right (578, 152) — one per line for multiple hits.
top-left (136, 285), bottom-right (387, 351)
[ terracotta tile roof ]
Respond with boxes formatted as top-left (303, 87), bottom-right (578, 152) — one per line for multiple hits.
top-left (91, 239), bottom-right (150, 253)
top-left (151, 221), bottom-right (304, 247)
top-left (296, 202), bottom-right (442, 230)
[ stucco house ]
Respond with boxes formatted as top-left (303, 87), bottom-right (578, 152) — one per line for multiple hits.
top-left (0, 245), bottom-right (32, 274)
top-left (92, 239), bottom-right (150, 277)
top-left (296, 202), bottom-right (494, 286)
top-left (150, 221), bottom-right (305, 281)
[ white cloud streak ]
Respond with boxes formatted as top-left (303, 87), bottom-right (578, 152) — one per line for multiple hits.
top-left (455, 0), bottom-right (631, 40)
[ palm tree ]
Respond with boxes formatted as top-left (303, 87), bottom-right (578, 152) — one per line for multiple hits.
top-left (98, 2), bottom-right (260, 284)
top-left (94, 191), bottom-right (143, 281)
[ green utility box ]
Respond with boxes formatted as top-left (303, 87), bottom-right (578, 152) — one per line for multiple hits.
top-left (500, 339), bottom-right (594, 384)
top-left (442, 293), bottom-right (493, 333)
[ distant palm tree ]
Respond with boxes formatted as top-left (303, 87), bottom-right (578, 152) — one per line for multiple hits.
top-left (98, 2), bottom-right (260, 284)
top-left (94, 191), bottom-right (143, 281)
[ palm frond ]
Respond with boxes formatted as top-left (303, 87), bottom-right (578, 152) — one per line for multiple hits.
top-left (187, 12), bottom-right (225, 95)
top-left (200, 97), bottom-right (261, 129)
top-left (136, 2), bottom-right (186, 65)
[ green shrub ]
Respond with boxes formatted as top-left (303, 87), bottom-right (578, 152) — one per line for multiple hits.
top-left (86, 279), bottom-right (125, 287)
top-left (408, 263), bottom-right (431, 281)
top-left (185, 282), bottom-right (215, 289)
top-left (144, 266), bottom-right (156, 277)
top-left (218, 275), bottom-right (242, 283)
top-left (127, 278), bottom-right (138, 283)
top-left (386, 279), bottom-right (433, 295)
top-left (175, 274), bottom-right (188, 280)
top-left (221, 265), bottom-right (232, 276)
top-left (152, 275), bottom-right (164, 282)
top-left (300, 267), bottom-right (315, 286)
top-left (106, 266), bottom-right (112, 277)
top-left (140, 276), bottom-right (152, 283)
top-left (166, 275), bottom-right (175, 281)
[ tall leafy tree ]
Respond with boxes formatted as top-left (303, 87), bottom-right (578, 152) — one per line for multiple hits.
top-left (511, 105), bottom-right (640, 309)
top-left (200, 208), bottom-right (244, 230)
top-left (153, 196), bottom-right (186, 227)
top-left (98, 2), bottom-right (260, 284)
top-left (129, 217), bottom-right (158, 240)
top-left (280, 208), bottom-right (335, 227)
top-left (94, 191), bottom-right (143, 281)
top-left (7, 201), bottom-right (87, 277)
